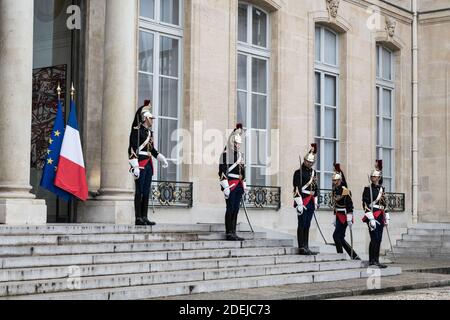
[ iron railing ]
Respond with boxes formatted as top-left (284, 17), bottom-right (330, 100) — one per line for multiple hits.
top-left (150, 181), bottom-right (193, 208)
top-left (241, 185), bottom-right (281, 211)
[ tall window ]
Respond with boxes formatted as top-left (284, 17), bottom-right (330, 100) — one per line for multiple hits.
top-left (376, 45), bottom-right (394, 191)
top-left (314, 26), bottom-right (339, 190)
top-left (237, 2), bottom-right (270, 186)
top-left (139, 0), bottom-right (183, 181)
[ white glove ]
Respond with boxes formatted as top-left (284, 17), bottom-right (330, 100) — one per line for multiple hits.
top-left (220, 180), bottom-right (231, 199)
top-left (294, 197), bottom-right (305, 216)
top-left (346, 214), bottom-right (353, 227)
top-left (129, 159), bottom-right (140, 180)
top-left (242, 181), bottom-right (250, 194)
top-left (157, 154), bottom-right (169, 169)
top-left (369, 219), bottom-right (377, 231)
top-left (314, 197), bottom-right (320, 210)
top-left (384, 212), bottom-right (391, 226)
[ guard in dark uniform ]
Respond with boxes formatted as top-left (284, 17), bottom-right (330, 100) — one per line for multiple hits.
top-left (218, 124), bottom-right (249, 241)
top-left (128, 101), bottom-right (169, 226)
top-left (293, 144), bottom-right (319, 255)
top-left (331, 164), bottom-right (361, 260)
top-left (362, 160), bottom-right (391, 268)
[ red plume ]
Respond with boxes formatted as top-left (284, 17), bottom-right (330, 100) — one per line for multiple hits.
top-left (236, 123), bottom-right (243, 130)
top-left (311, 143), bottom-right (317, 155)
top-left (376, 160), bottom-right (383, 171)
top-left (144, 100), bottom-right (151, 106)
top-left (334, 163), bottom-right (341, 173)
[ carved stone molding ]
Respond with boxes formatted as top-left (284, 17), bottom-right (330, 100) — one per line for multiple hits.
top-left (326, 0), bottom-right (340, 19)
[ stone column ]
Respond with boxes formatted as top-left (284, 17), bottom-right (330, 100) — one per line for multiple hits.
top-left (0, 0), bottom-right (47, 225)
top-left (78, 0), bottom-right (137, 224)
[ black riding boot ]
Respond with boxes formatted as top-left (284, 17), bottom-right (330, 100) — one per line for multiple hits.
top-left (134, 194), bottom-right (146, 226)
top-left (369, 241), bottom-right (377, 266)
top-left (375, 242), bottom-right (387, 268)
top-left (231, 212), bottom-right (244, 241)
top-left (342, 239), bottom-right (361, 260)
top-left (304, 228), bottom-right (318, 255)
top-left (333, 233), bottom-right (344, 254)
top-left (225, 210), bottom-right (238, 241)
top-left (141, 196), bottom-right (156, 226)
top-left (297, 227), bottom-right (309, 255)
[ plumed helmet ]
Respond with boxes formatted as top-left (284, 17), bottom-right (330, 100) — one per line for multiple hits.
top-left (141, 102), bottom-right (155, 121)
top-left (371, 160), bottom-right (383, 177)
top-left (304, 143), bottom-right (318, 163)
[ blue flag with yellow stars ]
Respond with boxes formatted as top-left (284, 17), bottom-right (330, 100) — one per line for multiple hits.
top-left (40, 100), bottom-right (73, 202)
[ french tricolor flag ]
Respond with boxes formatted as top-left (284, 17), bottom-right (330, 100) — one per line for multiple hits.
top-left (54, 100), bottom-right (88, 201)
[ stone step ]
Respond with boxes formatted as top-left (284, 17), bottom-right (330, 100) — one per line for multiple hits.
top-left (407, 229), bottom-right (450, 236)
top-left (0, 224), bottom-right (240, 236)
top-left (0, 239), bottom-right (294, 258)
top-left (402, 234), bottom-right (450, 242)
top-left (0, 253), bottom-right (346, 282)
top-left (0, 267), bottom-right (402, 300)
top-left (0, 232), bottom-right (266, 246)
top-left (0, 260), bottom-right (365, 297)
top-left (393, 246), bottom-right (450, 256)
top-left (0, 247), bottom-right (301, 269)
top-left (395, 240), bottom-right (449, 248)
top-left (410, 223), bottom-right (450, 230)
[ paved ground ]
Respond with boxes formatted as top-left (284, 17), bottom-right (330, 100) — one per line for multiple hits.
top-left (155, 257), bottom-right (450, 300)
top-left (332, 286), bottom-right (450, 300)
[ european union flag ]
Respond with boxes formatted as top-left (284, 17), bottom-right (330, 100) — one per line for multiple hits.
top-left (40, 100), bottom-right (73, 202)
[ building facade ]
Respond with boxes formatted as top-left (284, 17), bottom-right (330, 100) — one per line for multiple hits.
top-left (0, 0), bottom-right (449, 252)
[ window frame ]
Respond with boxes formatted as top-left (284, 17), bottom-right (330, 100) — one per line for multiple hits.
top-left (138, 0), bottom-right (184, 182)
top-left (314, 25), bottom-right (340, 190)
top-left (376, 45), bottom-right (395, 192)
top-left (139, 0), bottom-right (183, 30)
top-left (237, 2), bottom-right (271, 186)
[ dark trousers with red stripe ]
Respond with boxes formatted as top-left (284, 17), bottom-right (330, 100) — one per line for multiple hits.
top-left (225, 184), bottom-right (244, 235)
top-left (333, 215), bottom-right (359, 259)
top-left (134, 162), bottom-right (153, 220)
top-left (367, 213), bottom-right (385, 263)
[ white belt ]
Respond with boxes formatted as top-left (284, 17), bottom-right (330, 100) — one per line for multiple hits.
top-left (336, 208), bottom-right (347, 213)
top-left (228, 174), bottom-right (241, 179)
top-left (372, 205), bottom-right (385, 210)
top-left (302, 190), bottom-right (314, 195)
top-left (139, 151), bottom-right (150, 156)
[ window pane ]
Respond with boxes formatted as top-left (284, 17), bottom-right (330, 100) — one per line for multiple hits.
top-left (251, 166), bottom-right (266, 186)
top-left (325, 75), bottom-right (336, 106)
top-left (324, 107), bottom-right (336, 139)
top-left (315, 105), bottom-right (321, 137)
top-left (382, 47), bottom-right (392, 80)
top-left (238, 54), bottom-right (247, 90)
top-left (315, 27), bottom-right (321, 62)
top-left (251, 130), bottom-right (267, 166)
top-left (238, 4), bottom-right (248, 43)
top-left (139, 31), bottom-right (154, 73)
top-left (252, 58), bottom-right (267, 94)
top-left (158, 118), bottom-right (178, 160)
top-left (324, 140), bottom-right (336, 172)
top-left (140, 0), bottom-right (155, 19)
top-left (382, 149), bottom-right (392, 177)
top-left (383, 119), bottom-right (392, 147)
top-left (159, 161), bottom-right (177, 181)
top-left (138, 73), bottom-right (153, 107)
top-left (376, 46), bottom-right (380, 78)
top-left (376, 87), bottom-right (380, 116)
top-left (252, 7), bottom-right (267, 47)
top-left (251, 94), bottom-right (267, 129)
top-left (315, 72), bottom-right (321, 104)
top-left (160, 36), bottom-right (179, 77)
top-left (324, 173), bottom-right (333, 190)
top-left (161, 0), bottom-right (180, 25)
top-left (324, 29), bottom-right (337, 65)
top-left (314, 138), bottom-right (321, 172)
top-left (237, 91), bottom-right (247, 125)
top-left (376, 117), bottom-right (380, 146)
top-left (382, 89), bottom-right (392, 118)
top-left (159, 77), bottom-right (178, 118)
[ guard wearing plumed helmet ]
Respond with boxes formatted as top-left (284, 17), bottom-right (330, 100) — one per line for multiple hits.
top-left (128, 100), bottom-right (169, 226)
top-left (292, 144), bottom-right (320, 255)
top-left (218, 124), bottom-right (249, 241)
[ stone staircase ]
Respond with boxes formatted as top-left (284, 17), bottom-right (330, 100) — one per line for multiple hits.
top-left (391, 223), bottom-right (450, 258)
top-left (0, 224), bottom-right (401, 300)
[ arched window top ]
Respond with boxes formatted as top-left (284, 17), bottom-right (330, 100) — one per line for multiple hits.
top-left (315, 25), bottom-right (339, 68)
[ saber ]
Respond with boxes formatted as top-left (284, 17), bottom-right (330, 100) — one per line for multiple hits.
top-left (151, 183), bottom-right (156, 215)
top-left (349, 224), bottom-right (354, 259)
top-left (386, 225), bottom-right (396, 262)
top-left (314, 212), bottom-right (336, 246)
top-left (241, 197), bottom-right (254, 233)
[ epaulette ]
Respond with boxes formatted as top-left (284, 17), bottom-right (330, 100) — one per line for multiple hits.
top-left (342, 186), bottom-right (352, 197)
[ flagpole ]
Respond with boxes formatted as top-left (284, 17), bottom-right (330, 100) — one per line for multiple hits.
top-left (69, 83), bottom-right (75, 223)
top-left (56, 83), bottom-right (61, 223)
